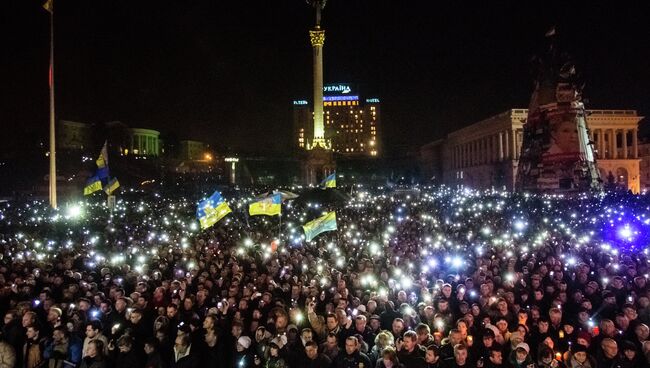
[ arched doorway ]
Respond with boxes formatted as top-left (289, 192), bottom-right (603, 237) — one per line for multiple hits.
top-left (616, 167), bottom-right (629, 191)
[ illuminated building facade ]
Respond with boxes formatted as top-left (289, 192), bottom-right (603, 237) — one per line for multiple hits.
top-left (59, 120), bottom-right (92, 150)
top-left (293, 83), bottom-right (381, 157)
top-left (421, 109), bottom-right (643, 193)
top-left (179, 140), bottom-right (206, 161)
top-left (125, 128), bottom-right (161, 157)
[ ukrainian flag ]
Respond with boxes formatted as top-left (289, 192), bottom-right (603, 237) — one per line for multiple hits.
top-left (83, 176), bottom-right (103, 196)
top-left (321, 172), bottom-right (336, 188)
top-left (103, 178), bottom-right (120, 195)
top-left (96, 141), bottom-right (108, 168)
top-left (249, 193), bottom-right (281, 216)
top-left (196, 190), bottom-right (232, 230)
top-left (302, 211), bottom-right (337, 242)
top-left (43, 0), bottom-right (53, 13)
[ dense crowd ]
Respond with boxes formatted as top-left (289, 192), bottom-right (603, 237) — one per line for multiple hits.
top-left (0, 186), bottom-right (649, 368)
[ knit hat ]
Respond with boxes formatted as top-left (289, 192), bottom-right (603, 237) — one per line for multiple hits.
top-left (271, 334), bottom-right (288, 350)
top-left (576, 330), bottom-right (592, 345)
top-left (515, 342), bottom-right (530, 354)
top-left (572, 343), bottom-right (587, 353)
top-left (237, 336), bottom-right (252, 350)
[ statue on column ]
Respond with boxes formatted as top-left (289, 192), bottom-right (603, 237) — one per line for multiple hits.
top-left (307, 0), bottom-right (327, 27)
top-left (516, 27), bottom-right (602, 193)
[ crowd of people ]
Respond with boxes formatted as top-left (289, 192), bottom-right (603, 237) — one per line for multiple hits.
top-left (0, 186), bottom-right (649, 368)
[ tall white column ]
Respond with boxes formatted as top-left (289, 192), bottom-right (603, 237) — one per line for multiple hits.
top-left (498, 132), bottom-right (504, 161)
top-left (309, 27), bottom-right (326, 148)
top-left (633, 128), bottom-right (639, 159)
top-left (598, 129), bottom-right (604, 158)
top-left (511, 129), bottom-right (517, 160)
top-left (611, 129), bottom-right (617, 159)
top-left (622, 130), bottom-right (628, 159)
top-left (504, 130), bottom-right (510, 160)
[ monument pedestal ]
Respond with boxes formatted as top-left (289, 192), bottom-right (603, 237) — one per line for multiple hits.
top-left (302, 147), bottom-right (335, 186)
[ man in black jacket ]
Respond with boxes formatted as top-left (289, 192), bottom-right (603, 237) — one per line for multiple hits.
top-left (333, 336), bottom-right (372, 368)
top-left (397, 331), bottom-right (426, 368)
top-left (302, 341), bottom-right (333, 368)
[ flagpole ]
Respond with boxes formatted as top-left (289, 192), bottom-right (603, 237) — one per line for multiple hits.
top-left (48, 0), bottom-right (57, 209)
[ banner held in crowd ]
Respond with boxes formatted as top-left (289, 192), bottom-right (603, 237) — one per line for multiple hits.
top-left (197, 190), bottom-right (232, 229)
top-left (302, 211), bottom-right (337, 242)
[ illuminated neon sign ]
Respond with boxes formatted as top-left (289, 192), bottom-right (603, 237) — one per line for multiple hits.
top-left (324, 84), bottom-right (352, 94)
top-left (323, 95), bottom-right (359, 102)
top-left (366, 98), bottom-right (380, 103)
top-left (293, 100), bottom-right (308, 105)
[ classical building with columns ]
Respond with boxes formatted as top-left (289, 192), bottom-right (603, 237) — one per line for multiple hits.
top-left (126, 128), bottom-right (161, 157)
top-left (421, 109), bottom-right (643, 193)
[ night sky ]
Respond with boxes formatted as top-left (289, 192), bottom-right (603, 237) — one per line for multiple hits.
top-left (2, 1), bottom-right (649, 156)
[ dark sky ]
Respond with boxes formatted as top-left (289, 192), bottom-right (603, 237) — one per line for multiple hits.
top-left (2, 0), bottom-right (649, 155)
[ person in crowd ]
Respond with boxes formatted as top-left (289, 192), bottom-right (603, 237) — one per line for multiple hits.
top-left (170, 333), bottom-right (198, 368)
top-left (79, 340), bottom-right (108, 368)
top-left (396, 331), bottom-right (426, 368)
top-left (0, 336), bottom-right (17, 368)
top-left (508, 343), bottom-right (534, 368)
top-left (301, 340), bottom-right (332, 368)
top-left (43, 325), bottom-right (83, 368)
top-left (23, 323), bottom-right (45, 368)
top-left (334, 336), bottom-right (372, 368)
top-left (376, 346), bottom-right (403, 368)
top-left (83, 321), bottom-right (109, 358)
top-left (567, 344), bottom-right (595, 368)
top-left (424, 345), bottom-right (443, 368)
top-left (143, 338), bottom-right (165, 368)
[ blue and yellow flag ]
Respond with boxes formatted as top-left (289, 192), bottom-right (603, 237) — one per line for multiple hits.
top-left (249, 193), bottom-right (281, 216)
top-left (96, 141), bottom-right (108, 168)
top-left (274, 190), bottom-right (299, 201)
top-left (84, 176), bottom-right (102, 196)
top-left (197, 190), bottom-right (232, 229)
top-left (321, 172), bottom-right (336, 188)
top-left (43, 0), bottom-right (53, 13)
top-left (103, 178), bottom-right (120, 195)
top-left (302, 211), bottom-right (337, 242)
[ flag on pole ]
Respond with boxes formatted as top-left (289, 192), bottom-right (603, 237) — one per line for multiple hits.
top-left (302, 211), bottom-right (337, 242)
top-left (84, 142), bottom-right (116, 195)
top-left (96, 141), bottom-right (108, 168)
top-left (249, 193), bottom-right (282, 216)
top-left (197, 190), bottom-right (232, 229)
top-left (321, 172), bottom-right (336, 188)
top-left (43, 0), bottom-right (53, 13)
top-left (83, 176), bottom-right (102, 196)
top-left (103, 178), bottom-right (120, 195)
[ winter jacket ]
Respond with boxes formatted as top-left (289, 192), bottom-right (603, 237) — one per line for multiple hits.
top-left (0, 340), bottom-right (17, 368)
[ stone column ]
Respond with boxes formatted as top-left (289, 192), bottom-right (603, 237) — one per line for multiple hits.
top-left (633, 128), bottom-right (639, 158)
top-left (471, 141), bottom-right (475, 166)
top-left (598, 129), bottom-right (604, 158)
top-left (622, 130), bottom-right (628, 159)
top-left (511, 129), bottom-right (517, 160)
top-left (504, 130), bottom-right (510, 160)
top-left (309, 28), bottom-right (326, 148)
top-left (498, 132), bottom-right (504, 161)
top-left (489, 135), bottom-right (494, 163)
top-left (462, 143), bottom-right (466, 167)
top-left (611, 129), bottom-right (617, 159)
